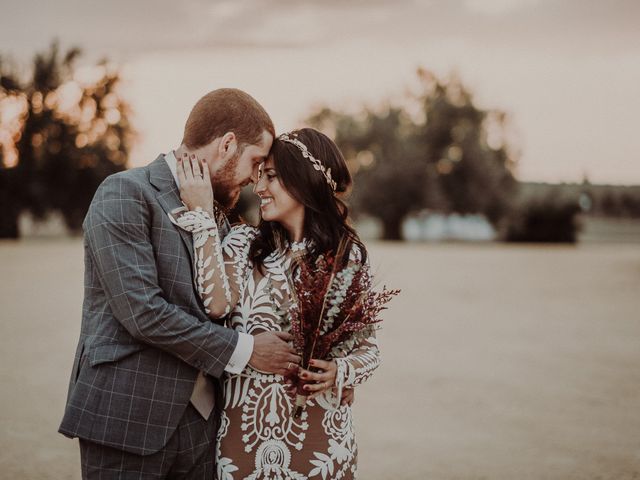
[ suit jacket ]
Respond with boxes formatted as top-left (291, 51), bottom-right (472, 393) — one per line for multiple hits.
top-left (59, 155), bottom-right (238, 455)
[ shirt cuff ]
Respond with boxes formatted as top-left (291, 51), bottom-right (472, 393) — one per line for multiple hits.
top-left (224, 332), bottom-right (254, 374)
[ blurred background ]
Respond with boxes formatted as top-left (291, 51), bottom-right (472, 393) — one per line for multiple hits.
top-left (1, 1), bottom-right (639, 478)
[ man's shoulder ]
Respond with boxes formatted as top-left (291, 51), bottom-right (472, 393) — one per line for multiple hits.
top-left (85, 163), bottom-right (156, 225)
top-left (100, 164), bottom-right (151, 190)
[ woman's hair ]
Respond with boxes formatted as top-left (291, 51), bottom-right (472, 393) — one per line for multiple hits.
top-left (181, 88), bottom-right (275, 149)
top-left (249, 128), bottom-right (367, 269)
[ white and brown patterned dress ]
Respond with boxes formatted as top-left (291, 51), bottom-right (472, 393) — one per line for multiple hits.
top-left (170, 208), bottom-right (381, 480)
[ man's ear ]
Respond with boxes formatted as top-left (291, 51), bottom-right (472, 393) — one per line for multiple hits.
top-left (219, 132), bottom-right (238, 159)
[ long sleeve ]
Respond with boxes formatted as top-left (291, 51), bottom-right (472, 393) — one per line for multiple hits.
top-left (169, 207), bottom-right (258, 318)
top-left (169, 207), bottom-right (258, 373)
top-left (84, 174), bottom-right (239, 378)
top-left (333, 330), bottom-right (381, 403)
top-left (331, 244), bottom-right (382, 403)
top-left (169, 207), bottom-right (234, 318)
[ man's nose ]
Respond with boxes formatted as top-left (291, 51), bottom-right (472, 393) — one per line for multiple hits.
top-left (249, 164), bottom-right (262, 185)
top-left (253, 177), bottom-right (264, 194)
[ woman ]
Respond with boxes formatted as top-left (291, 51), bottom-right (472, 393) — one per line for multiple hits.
top-left (171, 128), bottom-right (381, 479)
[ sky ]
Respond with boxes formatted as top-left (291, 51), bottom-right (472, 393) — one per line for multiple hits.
top-left (2, 0), bottom-right (639, 184)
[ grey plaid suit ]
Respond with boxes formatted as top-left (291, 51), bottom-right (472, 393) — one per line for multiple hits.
top-left (59, 155), bottom-right (238, 460)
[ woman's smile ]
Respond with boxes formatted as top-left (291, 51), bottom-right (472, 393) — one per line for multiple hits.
top-left (259, 196), bottom-right (274, 209)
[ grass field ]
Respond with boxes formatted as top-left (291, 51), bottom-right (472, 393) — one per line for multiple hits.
top-left (1, 239), bottom-right (639, 479)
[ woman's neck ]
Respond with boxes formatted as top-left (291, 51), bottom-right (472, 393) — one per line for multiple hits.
top-left (280, 212), bottom-right (304, 243)
top-left (283, 223), bottom-right (304, 243)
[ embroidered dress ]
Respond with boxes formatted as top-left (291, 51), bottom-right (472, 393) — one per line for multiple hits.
top-left (170, 208), bottom-right (381, 480)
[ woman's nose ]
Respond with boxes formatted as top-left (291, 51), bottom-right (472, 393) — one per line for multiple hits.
top-left (253, 176), bottom-right (265, 194)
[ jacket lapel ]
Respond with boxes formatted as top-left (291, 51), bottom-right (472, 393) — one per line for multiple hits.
top-left (148, 155), bottom-right (195, 265)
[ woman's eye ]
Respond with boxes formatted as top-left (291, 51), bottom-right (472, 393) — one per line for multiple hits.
top-left (267, 174), bottom-right (276, 180)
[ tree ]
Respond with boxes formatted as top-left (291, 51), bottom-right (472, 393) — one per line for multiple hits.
top-left (0, 41), bottom-right (134, 238)
top-left (307, 106), bottom-right (434, 240)
top-left (306, 69), bottom-right (517, 240)
top-left (413, 69), bottom-right (517, 226)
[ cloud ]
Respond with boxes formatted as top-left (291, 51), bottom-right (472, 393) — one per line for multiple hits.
top-left (463, 0), bottom-right (544, 15)
top-left (2, 0), bottom-right (639, 60)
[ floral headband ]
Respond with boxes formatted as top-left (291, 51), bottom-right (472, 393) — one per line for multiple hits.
top-left (278, 133), bottom-right (337, 192)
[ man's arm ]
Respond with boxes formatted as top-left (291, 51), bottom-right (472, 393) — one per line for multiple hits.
top-left (85, 174), bottom-right (238, 378)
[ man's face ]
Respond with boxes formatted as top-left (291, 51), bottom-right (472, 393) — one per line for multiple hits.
top-left (210, 130), bottom-right (273, 209)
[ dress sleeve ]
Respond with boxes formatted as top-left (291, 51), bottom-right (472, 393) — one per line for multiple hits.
top-left (334, 330), bottom-right (380, 398)
top-left (169, 206), bottom-right (257, 319)
top-left (332, 244), bottom-right (382, 404)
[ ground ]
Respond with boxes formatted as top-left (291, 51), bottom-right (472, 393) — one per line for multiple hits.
top-left (1, 239), bottom-right (639, 479)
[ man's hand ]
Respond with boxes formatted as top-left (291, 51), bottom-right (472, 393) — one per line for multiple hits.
top-left (249, 331), bottom-right (301, 375)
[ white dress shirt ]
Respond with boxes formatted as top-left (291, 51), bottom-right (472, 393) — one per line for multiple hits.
top-left (165, 151), bottom-right (254, 374)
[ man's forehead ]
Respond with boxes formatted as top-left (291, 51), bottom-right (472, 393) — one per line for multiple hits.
top-left (247, 131), bottom-right (273, 154)
top-left (260, 131), bottom-right (274, 150)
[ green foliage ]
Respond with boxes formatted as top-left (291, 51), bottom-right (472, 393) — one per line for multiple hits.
top-left (306, 69), bottom-right (517, 240)
top-left (503, 194), bottom-right (581, 243)
top-left (519, 182), bottom-right (640, 219)
top-left (0, 41), bottom-right (134, 237)
top-left (308, 106), bottom-right (430, 240)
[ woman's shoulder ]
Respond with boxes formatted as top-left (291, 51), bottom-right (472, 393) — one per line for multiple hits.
top-left (228, 223), bottom-right (259, 236)
top-left (224, 223), bottom-right (259, 248)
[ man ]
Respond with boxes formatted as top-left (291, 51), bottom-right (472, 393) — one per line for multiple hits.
top-left (59, 88), bottom-right (300, 479)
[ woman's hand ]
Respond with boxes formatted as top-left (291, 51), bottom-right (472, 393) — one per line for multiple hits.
top-left (299, 358), bottom-right (337, 399)
top-left (176, 153), bottom-right (214, 215)
top-left (284, 365), bottom-right (354, 406)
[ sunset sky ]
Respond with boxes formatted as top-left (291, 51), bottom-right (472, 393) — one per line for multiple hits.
top-left (2, 0), bottom-right (639, 184)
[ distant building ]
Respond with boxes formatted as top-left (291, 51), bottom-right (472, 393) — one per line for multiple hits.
top-left (403, 212), bottom-right (496, 242)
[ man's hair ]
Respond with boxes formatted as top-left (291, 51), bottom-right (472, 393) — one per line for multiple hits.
top-left (181, 88), bottom-right (275, 149)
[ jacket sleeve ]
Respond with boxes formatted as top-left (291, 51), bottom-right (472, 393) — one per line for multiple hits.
top-left (83, 174), bottom-right (238, 378)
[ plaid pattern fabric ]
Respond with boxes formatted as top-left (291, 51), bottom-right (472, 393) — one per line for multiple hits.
top-left (80, 403), bottom-right (216, 479)
top-left (60, 155), bottom-right (237, 456)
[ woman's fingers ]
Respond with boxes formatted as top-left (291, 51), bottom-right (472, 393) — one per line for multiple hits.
top-left (190, 155), bottom-right (202, 180)
top-left (200, 158), bottom-right (211, 186)
top-left (176, 152), bottom-right (215, 213)
top-left (301, 359), bottom-right (336, 379)
top-left (299, 368), bottom-right (327, 383)
top-left (179, 153), bottom-right (192, 185)
top-left (304, 380), bottom-right (333, 393)
top-left (177, 153), bottom-right (187, 184)
top-left (184, 154), bottom-right (194, 181)
top-left (309, 359), bottom-right (333, 371)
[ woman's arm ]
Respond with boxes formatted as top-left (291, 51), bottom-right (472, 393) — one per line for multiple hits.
top-left (302, 329), bottom-right (381, 403)
top-left (299, 243), bottom-right (382, 404)
top-left (169, 154), bottom-right (254, 318)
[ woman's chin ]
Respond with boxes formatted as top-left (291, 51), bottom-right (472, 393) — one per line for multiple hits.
top-left (260, 208), bottom-right (275, 222)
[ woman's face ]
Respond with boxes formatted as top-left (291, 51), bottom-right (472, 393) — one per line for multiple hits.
top-left (253, 157), bottom-right (305, 229)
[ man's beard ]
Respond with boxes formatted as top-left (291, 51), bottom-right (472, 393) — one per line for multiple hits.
top-left (211, 152), bottom-right (241, 211)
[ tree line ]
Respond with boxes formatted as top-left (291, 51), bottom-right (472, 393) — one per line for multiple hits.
top-left (2, 43), bottom-right (638, 241)
top-left (0, 42), bottom-right (133, 238)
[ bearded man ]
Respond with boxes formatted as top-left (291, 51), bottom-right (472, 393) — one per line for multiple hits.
top-left (59, 89), bottom-right (300, 479)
